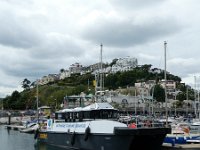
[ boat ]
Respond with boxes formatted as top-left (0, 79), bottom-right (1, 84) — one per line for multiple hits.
top-left (190, 121), bottom-right (200, 134)
top-left (163, 120), bottom-right (200, 145)
top-left (35, 100), bottom-right (171, 150)
top-left (19, 122), bottom-right (39, 134)
top-left (187, 136), bottom-right (200, 143)
top-left (35, 44), bottom-right (170, 149)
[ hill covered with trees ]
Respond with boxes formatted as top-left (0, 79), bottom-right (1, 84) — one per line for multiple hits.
top-left (1, 64), bottom-right (193, 110)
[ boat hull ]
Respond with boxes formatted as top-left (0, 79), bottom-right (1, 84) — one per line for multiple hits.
top-left (36, 127), bottom-right (171, 150)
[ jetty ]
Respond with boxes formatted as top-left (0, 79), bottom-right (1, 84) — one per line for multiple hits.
top-left (162, 143), bottom-right (200, 149)
top-left (4, 125), bottom-right (25, 130)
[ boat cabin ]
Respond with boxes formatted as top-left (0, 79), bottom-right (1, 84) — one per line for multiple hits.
top-left (55, 103), bottom-right (118, 122)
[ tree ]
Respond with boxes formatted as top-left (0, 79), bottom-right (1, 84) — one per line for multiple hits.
top-left (4, 90), bottom-right (21, 109)
top-left (60, 68), bottom-right (65, 73)
top-left (110, 58), bottom-right (118, 66)
top-left (22, 78), bottom-right (31, 90)
top-left (152, 84), bottom-right (165, 102)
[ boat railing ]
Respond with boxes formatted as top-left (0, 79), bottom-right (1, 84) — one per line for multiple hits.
top-left (136, 122), bottom-right (165, 128)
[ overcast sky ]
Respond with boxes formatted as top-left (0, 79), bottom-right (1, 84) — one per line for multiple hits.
top-left (0, 0), bottom-right (200, 98)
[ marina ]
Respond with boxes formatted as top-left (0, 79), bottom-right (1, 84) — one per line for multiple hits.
top-left (0, 124), bottom-right (200, 150)
top-left (0, 45), bottom-right (199, 150)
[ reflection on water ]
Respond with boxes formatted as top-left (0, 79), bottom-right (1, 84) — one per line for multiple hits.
top-left (1, 125), bottom-right (169, 150)
top-left (0, 125), bottom-right (71, 150)
top-left (34, 143), bottom-right (67, 150)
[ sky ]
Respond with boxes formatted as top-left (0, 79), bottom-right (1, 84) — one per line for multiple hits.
top-left (0, 0), bottom-right (200, 98)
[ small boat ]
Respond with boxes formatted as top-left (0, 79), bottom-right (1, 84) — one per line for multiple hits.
top-left (35, 102), bottom-right (171, 150)
top-left (187, 136), bottom-right (200, 143)
top-left (190, 121), bottom-right (200, 134)
top-left (20, 123), bottom-right (39, 134)
top-left (163, 122), bottom-right (200, 145)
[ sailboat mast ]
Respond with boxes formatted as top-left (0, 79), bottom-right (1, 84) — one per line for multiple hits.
top-left (100, 44), bottom-right (103, 91)
top-left (36, 80), bottom-right (39, 121)
top-left (164, 41), bottom-right (168, 126)
top-left (194, 76), bottom-right (197, 117)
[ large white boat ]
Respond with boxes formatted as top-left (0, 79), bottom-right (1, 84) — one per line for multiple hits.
top-left (35, 101), bottom-right (170, 150)
top-left (35, 44), bottom-right (170, 149)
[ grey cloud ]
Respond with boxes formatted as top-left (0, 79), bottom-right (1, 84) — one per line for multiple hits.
top-left (110, 0), bottom-right (166, 9)
top-left (168, 58), bottom-right (200, 78)
top-left (0, 10), bottom-right (42, 49)
top-left (30, 35), bottom-right (85, 59)
top-left (82, 18), bottom-right (181, 48)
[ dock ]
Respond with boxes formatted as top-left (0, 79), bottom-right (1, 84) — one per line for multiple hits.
top-left (162, 143), bottom-right (200, 149)
top-left (4, 125), bottom-right (25, 130)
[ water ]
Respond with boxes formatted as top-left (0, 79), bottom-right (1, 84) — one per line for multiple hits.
top-left (0, 125), bottom-right (178, 150)
top-left (0, 125), bottom-right (65, 150)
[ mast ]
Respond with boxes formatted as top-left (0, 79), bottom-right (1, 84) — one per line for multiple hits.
top-left (164, 41), bottom-right (168, 126)
top-left (194, 76), bottom-right (197, 117)
top-left (186, 86), bottom-right (188, 116)
top-left (95, 44), bottom-right (104, 102)
top-left (36, 80), bottom-right (39, 121)
top-left (100, 44), bottom-right (103, 92)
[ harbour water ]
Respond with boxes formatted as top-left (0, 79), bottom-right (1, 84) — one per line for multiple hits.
top-left (1, 125), bottom-right (199, 150)
top-left (0, 125), bottom-right (65, 150)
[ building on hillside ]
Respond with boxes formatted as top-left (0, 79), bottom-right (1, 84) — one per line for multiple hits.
top-left (69, 62), bottom-right (83, 74)
top-left (59, 70), bottom-right (71, 80)
top-left (111, 57), bottom-right (138, 73)
top-left (38, 74), bottom-right (59, 85)
top-left (160, 79), bottom-right (176, 93)
top-left (89, 63), bottom-right (107, 72)
top-left (135, 80), bottom-right (156, 96)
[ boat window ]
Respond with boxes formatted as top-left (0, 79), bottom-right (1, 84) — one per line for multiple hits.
top-left (55, 113), bottom-right (63, 120)
top-left (64, 112), bottom-right (70, 122)
top-left (79, 112), bottom-right (83, 122)
top-left (83, 111), bottom-right (90, 119)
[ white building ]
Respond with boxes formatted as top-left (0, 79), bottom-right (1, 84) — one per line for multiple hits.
top-left (38, 74), bottom-right (59, 85)
top-left (59, 70), bottom-right (71, 80)
top-left (69, 62), bottom-right (83, 74)
top-left (160, 80), bottom-right (176, 93)
top-left (111, 57), bottom-right (138, 73)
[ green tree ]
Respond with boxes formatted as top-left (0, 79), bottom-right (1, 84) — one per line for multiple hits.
top-left (22, 78), bottom-right (31, 90)
top-left (60, 68), bottom-right (65, 73)
top-left (152, 84), bottom-right (165, 102)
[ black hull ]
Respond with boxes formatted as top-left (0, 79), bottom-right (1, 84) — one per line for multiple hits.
top-left (37, 127), bottom-right (171, 150)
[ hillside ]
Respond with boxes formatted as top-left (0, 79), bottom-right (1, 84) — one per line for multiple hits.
top-left (2, 65), bottom-right (188, 110)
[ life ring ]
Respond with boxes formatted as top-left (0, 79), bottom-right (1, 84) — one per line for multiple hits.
top-left (34, 129), bottom-right (39, 139)
top-left (71, 132), bottom-right (76, 145)
top-left (84, 126), bottom-right (90, 141)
